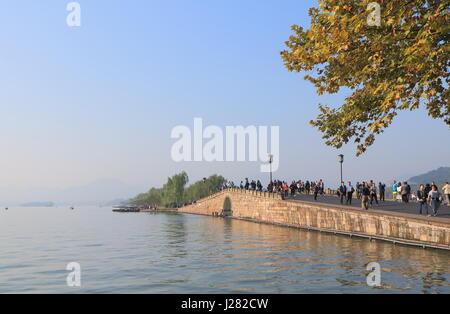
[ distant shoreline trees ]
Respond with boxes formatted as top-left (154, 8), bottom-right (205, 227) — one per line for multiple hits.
top-left (128, 173), bottom-right (226, 207)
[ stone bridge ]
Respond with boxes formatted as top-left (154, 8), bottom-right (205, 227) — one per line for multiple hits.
top-left (179, 188), bottom-right (450, 251)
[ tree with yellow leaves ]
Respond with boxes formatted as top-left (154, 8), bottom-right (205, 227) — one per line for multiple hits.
top-left (281, 0), bottom-right (449, 155)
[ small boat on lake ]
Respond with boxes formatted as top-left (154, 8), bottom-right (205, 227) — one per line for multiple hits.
top-left (112, 205), bottom-right (177, 213)
top-left (112, 206), bottom-right (141, 213)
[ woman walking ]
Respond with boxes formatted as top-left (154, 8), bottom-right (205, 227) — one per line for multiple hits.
top-left (428, 185), bottom-right (443, 217)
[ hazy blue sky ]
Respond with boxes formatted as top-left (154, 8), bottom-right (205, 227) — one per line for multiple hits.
top-left (0, 0), bottom-right (448, 198)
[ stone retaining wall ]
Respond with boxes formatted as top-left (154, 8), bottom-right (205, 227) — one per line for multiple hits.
top-left (180, 189), bottom-right (450, 250)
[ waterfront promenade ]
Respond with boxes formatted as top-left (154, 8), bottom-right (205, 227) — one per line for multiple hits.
top-left (288, 194), bottom-right (450, 219)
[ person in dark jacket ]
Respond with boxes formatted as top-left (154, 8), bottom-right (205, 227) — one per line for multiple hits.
top-left (362, 183), bottom-right (371, 210)
top-left (401, 182), bottom-right (410, 203)
top-left (267, 181), bottom-right (273, 193)
top-left (378, 182), bottom-right (386, 202)
top-left (424, 184), bottom-right (432, 196)
top-left (256, 180), bottom-right (262, 192)
top-left (305, 181), bottom-right (311, 195)
top-left (338, 182), bottom-right (347, 205)
top-left (290, 181), bottom-right (297, 197)
top-left (313, 183), bottom-right (320, 201)
top-left (244, 178), bottom-right (249, 190)
top-left (416, 185), bottom-right (428, 215)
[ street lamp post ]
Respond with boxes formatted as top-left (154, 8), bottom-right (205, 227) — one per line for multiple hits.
top-left (338, 154), bottom-right (344, 183)
top-left (268, 154), bottom-right (274, 183)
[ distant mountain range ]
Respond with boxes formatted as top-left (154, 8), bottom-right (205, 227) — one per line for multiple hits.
top-left (408, 167), bottom-right (450, 185)
top-left (0, 179), bottom-right (146, 206)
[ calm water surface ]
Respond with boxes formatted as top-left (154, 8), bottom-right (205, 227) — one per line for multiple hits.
top-left (0, 207), bottom-right (449, 294)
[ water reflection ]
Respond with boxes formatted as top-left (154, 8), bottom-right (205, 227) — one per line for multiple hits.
top-left (0, 208), bottom-right (449, 294)
top-left (182, 215), bottom-right (450, 293)
top-left (162, 213), bottom-right (188, 259)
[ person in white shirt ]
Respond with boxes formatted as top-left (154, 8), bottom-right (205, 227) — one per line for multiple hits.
top-left (346, 182), bottom-right (354, 205)
top-left (442, 182), bottom-right (450, 206)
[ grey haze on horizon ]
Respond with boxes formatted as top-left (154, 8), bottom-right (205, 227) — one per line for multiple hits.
top-left (1, 166), bottom-right (449, 206)
top-left (0, 179), bottom-right (145, 206)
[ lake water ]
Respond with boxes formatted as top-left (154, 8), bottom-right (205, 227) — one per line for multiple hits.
top-left (0, 207), bottom-right (449, 294)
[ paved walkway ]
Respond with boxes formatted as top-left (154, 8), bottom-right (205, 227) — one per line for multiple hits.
top-left (287, 193), bottom-right (450, 219)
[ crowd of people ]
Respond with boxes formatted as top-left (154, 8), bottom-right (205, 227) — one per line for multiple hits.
top-left (222, 178), bottom-right (326, 200)
top-left (337, 181), bottom-right (386, 209)
top-left (412, 182), bottom-right (449, 217)
top-left (220, 179), bottom-right (450, 217)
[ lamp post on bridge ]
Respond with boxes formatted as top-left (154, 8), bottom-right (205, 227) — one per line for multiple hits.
top-left (268, 154), bottom-right (274, 183)
top-left (338, 154), bottom-right (344, 183)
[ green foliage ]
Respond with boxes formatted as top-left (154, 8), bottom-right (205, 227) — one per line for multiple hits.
top-left (161, 172), bottom-right (189, 205)
top-left (129, 188), bottom-right (162, 206)
top-left (281, 0), bottom-right (449, 155)
top-left (128, 173), bottom-right (226, 206)
top-left (183, 175), bottom-right (227, 203)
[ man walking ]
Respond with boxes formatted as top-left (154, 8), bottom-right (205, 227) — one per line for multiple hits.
top-left (378, 182), bottom-right (386, 202)
top-left (338, 182), bottom-right (347, 205)
top-left (401, 182), bottom-right (409, 203)
top-left (346, 182), bottom-right (354, 205)
top-left (362, 183), bottom-right (371, 210)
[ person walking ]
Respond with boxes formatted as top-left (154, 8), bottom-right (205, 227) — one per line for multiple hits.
top-left (428, 185), bottom-right (443, 217)
top-left (290, 181), bottom-right (297, 197)
top-left (370, 183), bottom-right (379, 206)
top-left (362, 183), bottom-right (371, 210)
top-left (378, 182), bottom-right (386, 202)
top-left (416, 185), bottom-right (429, 216)
top-left (305, 181), bottom-right (311, 195)
top-left (392, 181), bottom-right (398, 201)
top-left (401, 182), bottom-right (409, 203)
top-left (346, 182), bottom-right (354, 205)
top-left (405, 182), bottom-right (411, 203)
top-left (257, 180), bottom-right (262, 192)
top-left (356, 182), bottom-right (362, 200)
top-left (313, 183), bottom-right (319, 201)
top-left (338, 182), bottom-right (347, 205)
top-left (442, 182), bottom-right (450, 206)
top-left (283, 182), bottom-right (289, 198)
top-left (319, 180), bottom-right (324, 195)
top-left (244, 178), bottom-right (249, 190)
